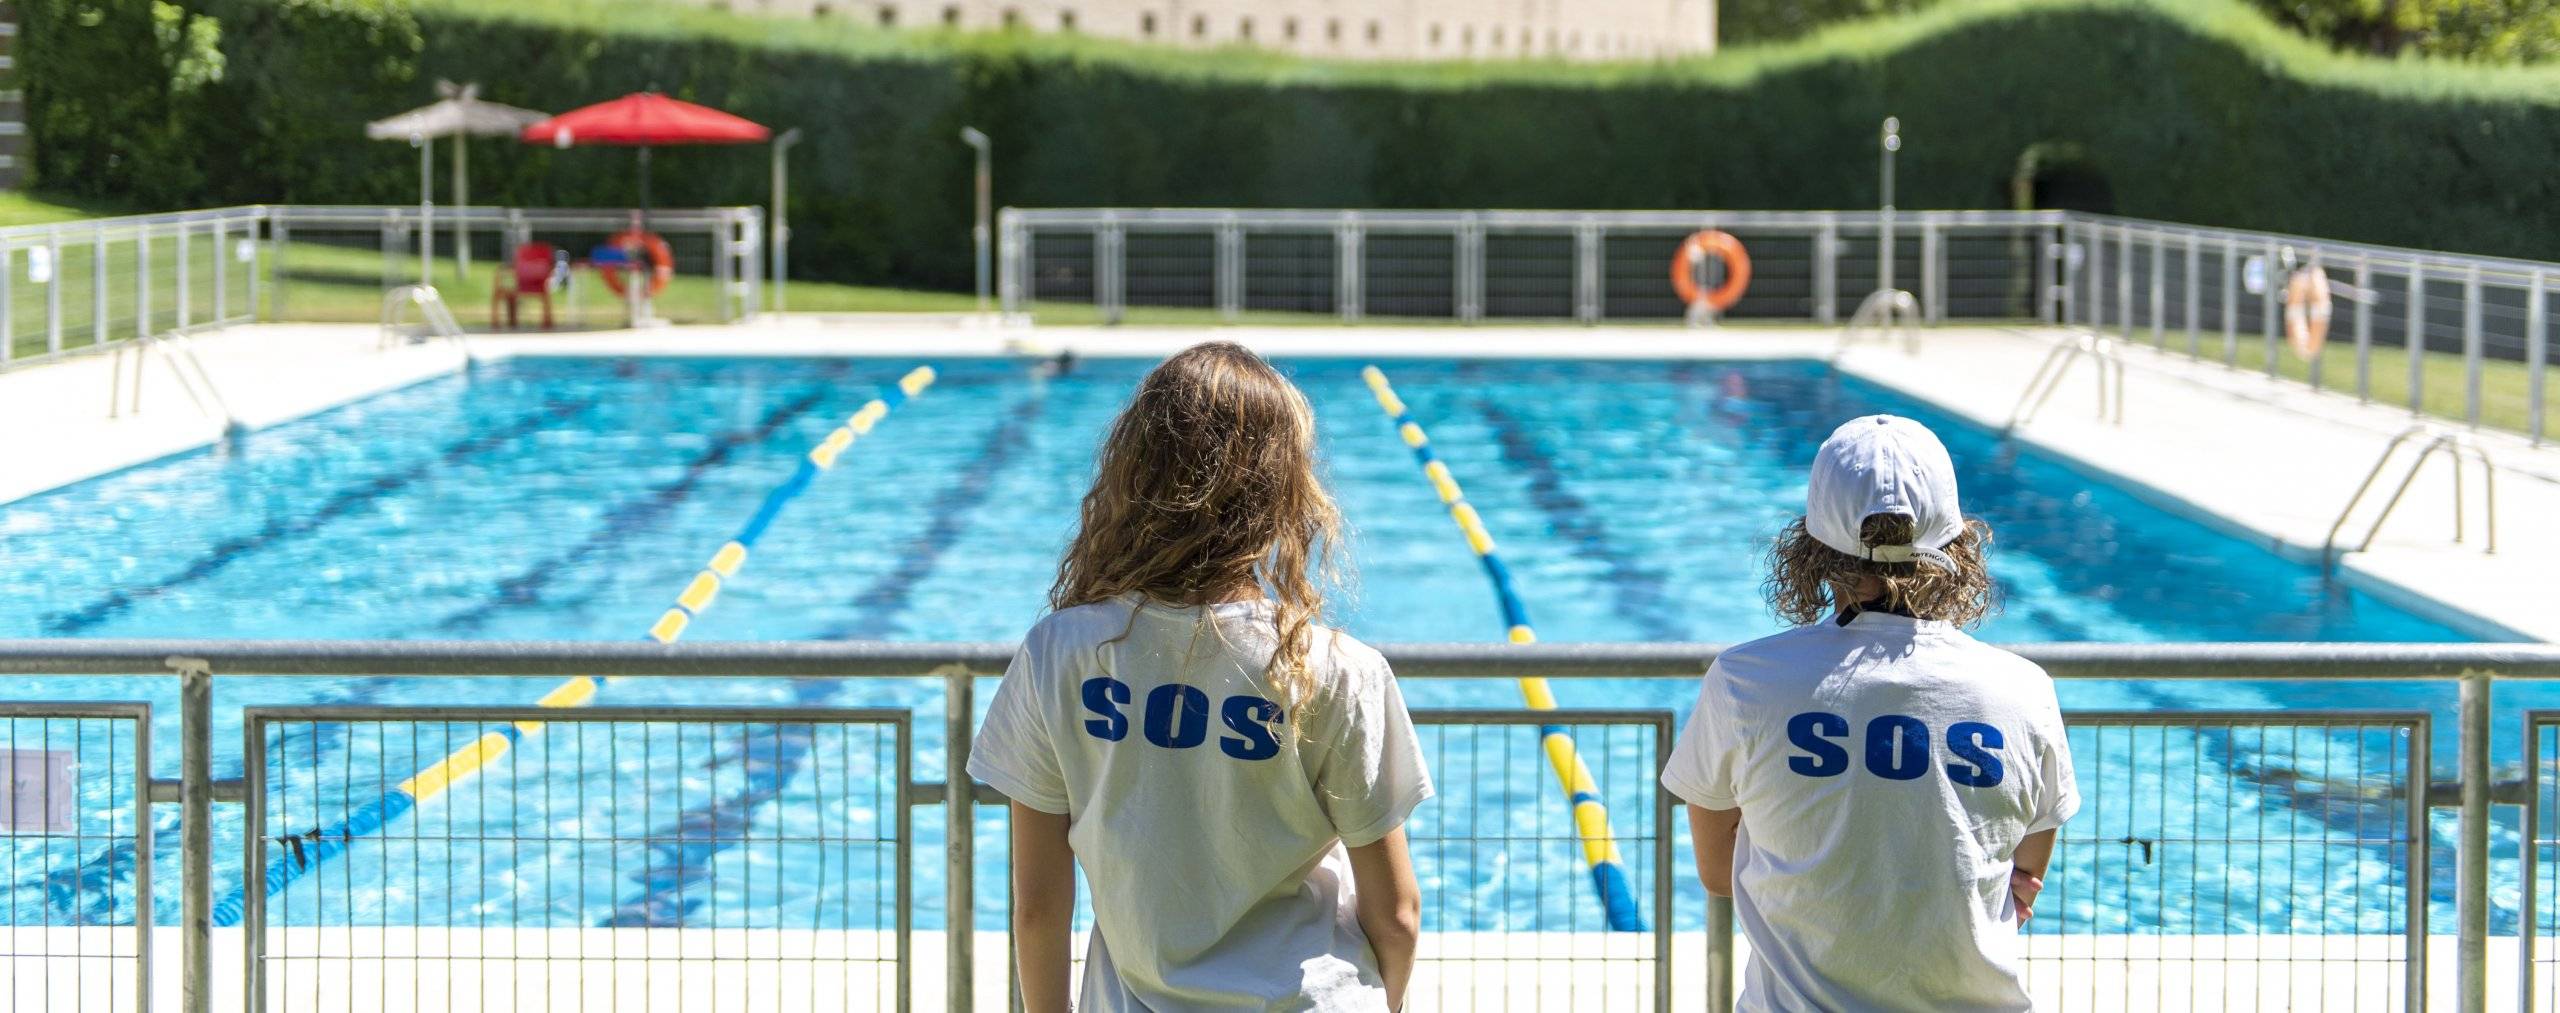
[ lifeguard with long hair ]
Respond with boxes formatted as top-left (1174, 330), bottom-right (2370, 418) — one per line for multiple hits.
top-left (972, 342), bottom-right (1431, 1012)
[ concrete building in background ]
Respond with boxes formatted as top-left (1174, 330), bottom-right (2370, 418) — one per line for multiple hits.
top-left (692, 0), bottom-right (1717, 60)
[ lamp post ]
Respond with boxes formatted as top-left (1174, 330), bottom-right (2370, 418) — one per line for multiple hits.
top-left (1879, 115), bottom-right (1899, 296)
top-left (960, 126), bottom-right (992, 314)
top-left (770, 127), bottom-right (803, 315)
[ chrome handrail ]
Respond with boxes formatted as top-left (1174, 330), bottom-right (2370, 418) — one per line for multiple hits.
top-left (106, 330), bottom-right (237, 430)
top-left (377, 284), bottom-right (471, 356)
top-left (2323, 424), bottom-right (2499, 572)
top-left (2005, 328), bottom-right (2126, 431)
top-left (1834, 288), bottom-right (1922, 361)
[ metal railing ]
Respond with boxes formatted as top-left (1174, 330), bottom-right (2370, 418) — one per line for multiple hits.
top-left (0, 205), bottom-right (766, 373)
top-left (2006, 329), bottom-right (2127, 432)
top-left (999, 207), bottom-right (2560, 445)
top-left (104, 330), bottom-right (237, 430)
top-left (2322, 424), bottom-right (2499, 573)
top-left (1, 640), bottom-right (2557, 1011)
top-left (377, 285), bottom-right (469, 354)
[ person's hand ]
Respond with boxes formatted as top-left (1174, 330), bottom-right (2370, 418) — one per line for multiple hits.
top-left (2009, 868), bottom-right (2046, 923)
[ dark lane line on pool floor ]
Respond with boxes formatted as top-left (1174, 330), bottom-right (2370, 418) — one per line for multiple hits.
top-left (38, 397), bottom-right (605, 635)
top-left (602, 389), bottom-right (1047, 929)
top-left (1469, 395), bottom-right (1688, 643)
top-left (428, 368), bottom-right (851, 636)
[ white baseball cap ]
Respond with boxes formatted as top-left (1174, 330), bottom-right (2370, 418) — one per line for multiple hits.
top-left (1805, 415), bottom-right (1965, 570)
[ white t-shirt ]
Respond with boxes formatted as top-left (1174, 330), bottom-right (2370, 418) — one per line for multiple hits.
top-left (969, 595), bottom-right (1433, 1012)
top-left (1661, 610), bottom-right (2079, 1013)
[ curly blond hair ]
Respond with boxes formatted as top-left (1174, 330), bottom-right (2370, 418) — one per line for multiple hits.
top-left (1765, 513), bottom-right (1999, 627)
top-left (1051, 342), bottom-right (1342, 726)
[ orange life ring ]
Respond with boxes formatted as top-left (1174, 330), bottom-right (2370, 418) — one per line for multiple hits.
top-left (2284, 264), bottom-right (2332, 359)
top-left (1670, 230), bottom-right (1752, 313)
top-left (600, 229), bottom-right (675, 299)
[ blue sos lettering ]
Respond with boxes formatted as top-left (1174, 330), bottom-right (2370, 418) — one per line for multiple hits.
top-left (1785, 712), bottom-right (2007, 786)
top-left (1080, 677), bottom-right (1283, 760)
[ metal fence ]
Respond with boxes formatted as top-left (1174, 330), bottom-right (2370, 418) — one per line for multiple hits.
top-left (0, 204), bottom-right (765, 371)
top-left (241, 706), bottom-right (908, 1013)
top-left (1, 640), bottom-right (2557, 1012)
top-left (999, 207), bottom-right (2559, 445)
top-left (0, 702), bottom-right (151, 1013)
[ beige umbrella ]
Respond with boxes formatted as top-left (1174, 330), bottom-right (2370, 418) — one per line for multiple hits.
top-left (366, 81), bottom-right (549, 280)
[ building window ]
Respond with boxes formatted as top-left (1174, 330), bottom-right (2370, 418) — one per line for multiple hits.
top-left (1192, 14), bottom-right (1207, 37)
top-left (1141, 11), bottom-right (1158, 35)
top-left (1059, 9), bottom-right (1076, 30)
top-left (877, 4), bottom-right (896, 24)
top-left (1428, 23), bottom-right (1442, 47)
top-left (1327, 18), bottom-right (1341, 42)
top-left (1366, 20), bottom-right (1380, 44)
top-left (1492, 26), bottom-right (1504, 48)
top-left (1461, 26), bottom-right (1474, 51)
top-left (812, 2), bottom-right (834, 16)
top-left (942, 5), bottom-right (960, 26)
top-left (1283, 17), bottom-right (1298, 40)
top-left (1000, 7), bottom-right (1020, 27)
top-left (1239, 17), bottom-right (1253, 39)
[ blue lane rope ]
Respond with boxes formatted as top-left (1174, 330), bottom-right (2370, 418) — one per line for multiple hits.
top-left (1361, 365), bottom-right (1647, 933)
top-left (210, 365), bottom-right (939, 928)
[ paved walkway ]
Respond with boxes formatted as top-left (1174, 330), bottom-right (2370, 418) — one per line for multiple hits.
top-left (2, 317), bottom-right (2551, 640)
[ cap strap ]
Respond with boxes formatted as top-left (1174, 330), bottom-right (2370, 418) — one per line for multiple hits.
top-left (1866, 544), bottom-right (1957, 571)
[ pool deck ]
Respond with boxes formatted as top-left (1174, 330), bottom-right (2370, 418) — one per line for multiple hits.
top-left (1, 316), bottom-right (2551, 642)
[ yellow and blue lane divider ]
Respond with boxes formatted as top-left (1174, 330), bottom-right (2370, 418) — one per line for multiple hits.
top-left (1360, 365), bottom-right (1646, 933)
top-left (211, 365), bottom-right (939, 928)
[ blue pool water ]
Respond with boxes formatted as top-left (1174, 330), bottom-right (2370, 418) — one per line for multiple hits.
top-left (0, 355), bottom-right (2508, 938)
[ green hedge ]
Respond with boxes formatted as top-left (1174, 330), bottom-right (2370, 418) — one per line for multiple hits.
top-left (25, 0), bottom-right (2560, 292)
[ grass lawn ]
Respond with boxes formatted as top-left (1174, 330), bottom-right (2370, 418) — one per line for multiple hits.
top-left (2128, 328), bottom-right (2553, 440)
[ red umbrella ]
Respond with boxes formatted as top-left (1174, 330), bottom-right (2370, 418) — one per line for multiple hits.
top-left (521, 92), bottom-right (772, 225)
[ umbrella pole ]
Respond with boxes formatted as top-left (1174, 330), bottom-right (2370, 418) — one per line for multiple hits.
top-left (417, 134), bottom-right (433, 288)
top-left (454, 131), bottom-right (470, 279)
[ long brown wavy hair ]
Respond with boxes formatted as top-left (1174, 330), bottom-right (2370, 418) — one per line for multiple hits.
top-left (1050, 342), bottom-right (1343, 724)
top-left (1765, 513), bottom-right (1999, 627)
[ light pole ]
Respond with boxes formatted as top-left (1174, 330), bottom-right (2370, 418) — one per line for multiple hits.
top-left (1879, 115), bottom-right (1899, 296)
top-left (960, 126), bottom-right (992, 314)
top-left (770, 127), bottom-right (803, 315)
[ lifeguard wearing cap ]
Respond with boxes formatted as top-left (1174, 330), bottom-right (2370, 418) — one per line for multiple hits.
top-left (1804, 414), bottom-right (1965, 570)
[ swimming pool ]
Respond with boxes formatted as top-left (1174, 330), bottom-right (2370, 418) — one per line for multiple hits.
top-left (0, 355), bottom-right (2500, 938)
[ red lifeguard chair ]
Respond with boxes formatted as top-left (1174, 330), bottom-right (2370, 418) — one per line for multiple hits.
top-left (492, 241), bottom-right (560, 330)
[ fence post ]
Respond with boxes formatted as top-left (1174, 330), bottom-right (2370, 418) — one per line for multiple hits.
top-left (2034, 224), bottom-right (2057, 324)
top-left (137, 226), bottom-right (152, 338)
top-left (213, 218), bottom-right (229, 324)
top-left (1708, 895), bottom-right (1736, 1011)
top-left (998, 209), bottom-right (1024, 319)
top-left (2087, 223), bottom-right (2105, 332)
top-left (2308, 247), bottom-right (2325, 391)
top-left (46, 225), bottom-right (62, 356)
top-left (2117, 224), bottom-right (2133, 342)
top-left (1573, 218), bottom-right (1601, 325)
top-left (2462, 266), bottom-right (2482, 429)
top-left (2458, 670), bottom-right (2490, 1013)
top-left (1099, 217), bottom-right (1125, 326)
top-left (2409, 262), bottom-right (2428, 416)
top-left (2183, 233), bottom-right (2200, 357)
top-left (268, 214), bottom-right (288, 323)
top-left (1815, 220), bottom-right (1838, 326)
top-left (244, 215), bottom-right (261, 325)
top-left (945, 667), bottom-right (975, 1013)
top-left (2356, 254), bottom-right (2374, 402)
top-left (92, 223), bottom-right (108, 348)
top-left (1, 241), bottom-right (13, 365)
top-left (176, 224), bottom-right (190, 332)
top-left (176, 655), bottom-right (214, 1013)
top-left (2261, 239), bottom-right (2279, 376)
top-left (2531, 269), bottom-right (2547, 446)
top-left (2221, 236), bottom-right (2238, 366)
top-left (1920, 219), bottom-right (1940, 323)
top-left (1336, 213), bottom-right (1364, 323)
top-left (1214, 215), bottom-right (1240, 322)
top-left (2148, 229), bottom-right (2164, 347)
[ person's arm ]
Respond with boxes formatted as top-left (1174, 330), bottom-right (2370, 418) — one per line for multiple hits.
top-left (2010, 827), bottom-right (2058, 922)
top-left (1688, 805), bottom-right (1742, 897)
top-left (1348, 828), bottom-right (1421, 1011)
top-left (1010, 803), bottom-right (1076, 1013)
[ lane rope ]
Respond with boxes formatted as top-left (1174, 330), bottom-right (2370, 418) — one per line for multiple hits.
top-left (210, 365), bottom-right (939, 928)
top-left (1361, 365), bottom-right (1647, 933)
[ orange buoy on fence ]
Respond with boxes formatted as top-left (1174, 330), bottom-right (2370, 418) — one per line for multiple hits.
top-left (2284, 264), bottom-right (2332, 359)
top-left (600, 229), bottom-right (676, 299)
top-left (1670, 230), bottom-right (1752, 316)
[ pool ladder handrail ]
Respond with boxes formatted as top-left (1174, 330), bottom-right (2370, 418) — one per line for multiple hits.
top-left (379, 284), bottom-right (473, 357)
top-left (106, 330), bottom-right (239, 432)
top-left (1831, 288), bottom-right (1923, 362)
top-left (2321, 424), bottom-right (2497, 574)
top-left (2005, 328), bottom-right (2127, 432)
